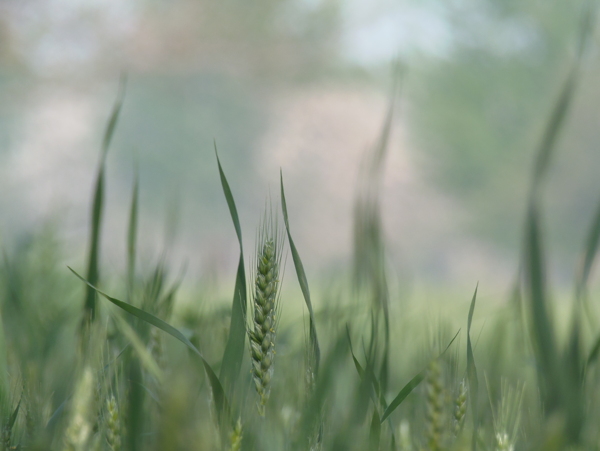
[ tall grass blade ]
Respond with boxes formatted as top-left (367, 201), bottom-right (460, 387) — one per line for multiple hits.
top-left (524, 205), bottom-right (560, 411)
top-left (216, 148), bottom-right (248, 400)
top-left (351, 71), bottom-right (402, 395)
top-left (127, 169), bottom-right (139, 298)
top-left (529, 0), bottom-right (594, 195)
top-left (68, 267), bottom-right (231, 425)
top-left (82, 77), bottom-right (126, 324)
top-left (530, 67), bottom-right (578, 195)
top-left (281, 171), bottom-right (320, 375)
top-left (466, 285), bottom-right (479, 451)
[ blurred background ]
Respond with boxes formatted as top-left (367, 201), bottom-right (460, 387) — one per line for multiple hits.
top-left (0, 0), bottom-right (598, 298)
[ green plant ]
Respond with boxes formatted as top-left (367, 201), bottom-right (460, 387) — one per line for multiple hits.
top-left (248, 211), bottom-right (283, 416)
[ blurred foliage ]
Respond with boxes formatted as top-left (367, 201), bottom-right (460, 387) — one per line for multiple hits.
top-left (409, 0), bottom-right (600, 258)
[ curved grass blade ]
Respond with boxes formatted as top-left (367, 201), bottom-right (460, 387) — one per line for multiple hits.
top-left (281, 171), bottom-right (320, 375)
top-left (380, 371), bottom-right (424, 423)
top-left (111, 310), bottom-right (163, 383)
top-left (216, 147), bottom-right (248, 399)
top-left (127, 168), bottom-right (139, 298)
top-left (524, 205), bottom-right (560, 410)
top-left (381, 329), bottom-right (460, 422)
top-left (102, 74), bottom-right (127, 157)
top-left (46, 398), bottom-right (67, 431)
top-left (467, 285), bottom-right (479, 451)
top-left (82, 76), bottom-right (126, 324)
top-left (68, 267), bottom-right (231, 424)
top-left (529, 0), bottom-right (594, 196)
top-left (346, 325), bottom-right (365, 379)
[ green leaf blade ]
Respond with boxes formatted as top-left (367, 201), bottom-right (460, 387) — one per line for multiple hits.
top-left (281, 171), bottom-right (320, 375)
top-left (215, 148), bottom-right (248, 401)
top-left (467, 285), bottom-right (479, 451)
top-left (69, 267), bottom-right (231, 425)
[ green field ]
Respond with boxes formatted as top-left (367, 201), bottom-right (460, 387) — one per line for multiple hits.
top-left (2, 10), bottom-right (600, 451)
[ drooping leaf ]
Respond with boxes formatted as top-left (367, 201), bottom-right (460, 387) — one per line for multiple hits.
top-left (111, 310), bottom-right (163, 382)
top-left (380, 329), bottom-right (460, 422)
top-left (216, 148), bottom-right (248, 400)
top-left (69, 267), bottom-right (231, 425)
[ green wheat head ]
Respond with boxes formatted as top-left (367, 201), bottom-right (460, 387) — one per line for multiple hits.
top-left (248, 210), bottom-right (283, 416)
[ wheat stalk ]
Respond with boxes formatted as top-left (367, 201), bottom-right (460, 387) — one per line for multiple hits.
top-left (248, 210), bottom-right (283, 416)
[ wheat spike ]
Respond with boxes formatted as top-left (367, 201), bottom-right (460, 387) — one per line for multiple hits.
top-left (425, 359), bottom-right (444, 451)
top-left (229, 418), bottom-right (243, 451)
top-left (106, 395), bottom-right (122, 451)
top-left (248, 211), bottom-right (282, 416)
top-left (453, 379), bottom-right (467, 436)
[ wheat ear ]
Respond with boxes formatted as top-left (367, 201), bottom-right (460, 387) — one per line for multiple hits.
top-left (453, 379), bottom-right (467, 436)
top-left (106, 395), bottom-right (122, 451)
top-left (425, 359), bottom-right (444, 451)
top-left (229, 418), bottom-right (243, 451)
top-left (248, 211), bottom-right (282, 416)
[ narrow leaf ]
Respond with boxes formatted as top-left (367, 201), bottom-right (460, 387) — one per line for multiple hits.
top-left (216, 147), bottom-right (248, 400)
top-left (467, 285), bottom-right (479, 451)
top-left (127, 169), bottom-right (139, 297)
top-left (7, 397), bottom-right (21, 435)
top-left (69, 267), bottom-right (231, 424)
top-left (82, 77), bottom-right (126, 324)
top-left (111, 311), bottom-right (163, 382)
top-left (346, 325), bottom-right (365, 379)
top-left (381, 329), bottom-right (460, 422)
top-left (281, 171), bottom-right (320, 375)
top-left (524, 205), bottom-right (559, 410)
top-left (380, 371), bottom-right (424, 423)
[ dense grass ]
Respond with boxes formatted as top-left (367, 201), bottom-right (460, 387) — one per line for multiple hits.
top-left (1, 18), bottom-right (600, 451)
